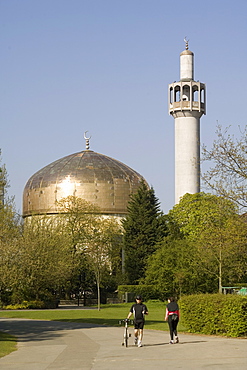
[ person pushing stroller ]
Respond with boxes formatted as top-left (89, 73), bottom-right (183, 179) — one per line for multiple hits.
top-left (127, 295), bottom-right (148, 347)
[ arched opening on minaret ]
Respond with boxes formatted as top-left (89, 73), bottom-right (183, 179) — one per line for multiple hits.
top-left (182, 85), bottom-right (190, 101)
top-left (170, 87), bottom-right (174, 103)
top-left (174, 86), bottom-right (181, 102)
top-left (192, 85), bottom-right (199, 101)
top-left (200, 88), bottom-right (205, 103)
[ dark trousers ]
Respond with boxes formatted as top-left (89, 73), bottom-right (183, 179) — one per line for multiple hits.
top-left (168, 316), bottom-right (178, 340)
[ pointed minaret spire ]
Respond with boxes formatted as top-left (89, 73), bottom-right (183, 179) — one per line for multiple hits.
top-left (84, 131), bottom-right (91, 150)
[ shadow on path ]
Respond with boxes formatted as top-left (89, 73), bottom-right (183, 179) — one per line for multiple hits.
top-left (0, 319), bottom-right (100, 343)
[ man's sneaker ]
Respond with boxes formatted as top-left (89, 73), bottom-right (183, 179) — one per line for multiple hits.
top-left (175, 336), bottom-right (179, 343)
top-left (169, 340), bottom-right (174, 344)
top-left (134, 337), bottom-right (138, 346)
top-left (138, 341), bottom-right (142, 347)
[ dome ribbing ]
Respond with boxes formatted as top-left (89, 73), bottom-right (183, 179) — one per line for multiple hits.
top-left (23, 150), bottom-right (147, 217)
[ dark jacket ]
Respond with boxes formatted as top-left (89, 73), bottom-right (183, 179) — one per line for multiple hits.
top-left (165, 301), bottom-right (180, 320)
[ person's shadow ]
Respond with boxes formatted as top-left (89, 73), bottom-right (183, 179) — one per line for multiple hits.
top-left (142, 340), bottom-right (207, 347)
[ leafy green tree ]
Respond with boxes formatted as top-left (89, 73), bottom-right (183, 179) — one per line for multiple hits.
top-left (144, 237), bottom-right (217, 298)
top-left (0, 224), bottom-right (21, 305)
top-left (11, 216), bottom-right (77, 303)
top-left (202, 124), bottom-right (247, 211)
top-left (0, 153), bottom-right (22, 305)
top-left (0, 150), bottom-right (7, 206)
top-left (85, 217), bottom-right (122, 310)
top-left (56, 196), bottom-right (101, 299)
top-left (169, 193), bottom-right (247, 292)
top-left (122, 181), bottom-right (168, 284)
top-left (56, 196), bottom-right (100, 252)
top-left (57, 196), bottom-right (122, 308)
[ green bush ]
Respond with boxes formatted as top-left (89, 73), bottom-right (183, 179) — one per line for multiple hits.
top-left (118, 285), bottom-right (161, 301)
top-left (27, 300), bottom-right (46, 309)
top-left (4, 303), bottom-right (29, 310)
top-left (4, 300), bottom-right (45, 310)
top-left (3, 297), bottom-right (59, 310)
top-left (179, 294), bottom-right (247, 337)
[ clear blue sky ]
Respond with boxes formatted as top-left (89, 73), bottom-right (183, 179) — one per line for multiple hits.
top-left (1, 0), bottom-right (247, 214)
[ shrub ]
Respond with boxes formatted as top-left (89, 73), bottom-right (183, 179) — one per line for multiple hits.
top-left (179, 294), bottom-right (247, 337)
top-left (4, 300), bottom-right (45, 310)
top-left (118, 285), bottom-right (161, 302)
top-left (5, 303), bottom-right (28, 310)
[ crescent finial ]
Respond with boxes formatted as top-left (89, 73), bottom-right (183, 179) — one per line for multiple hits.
top-left (84, 131), bottom-right (91, 150)
top-left (184, 37), bottom-right (189, 50)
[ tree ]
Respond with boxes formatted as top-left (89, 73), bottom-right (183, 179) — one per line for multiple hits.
top-left (202, 124), bottom-right (247, 211)
top-left (122, 181), bottom-right (168, 284)
top-left (57, 196), bottom-right (122, 309)
top-left (56, 196), bottom-right (101, 300)
top-left (10, 216), bottom-right (77, 303)
top-left (143, 237), bottom-right (217, 298)
top-left (85, 217), bottom-right (122, 310)
top-left (0, 152), bottom-right (22, 305)
top-left (0, 150), bottom-right (7, 206)
top-left (0, 213), bottom-right (21, 305)
top-left (168, 193), bottom-right (247, 292)
top-left (56, 196), bottom-right (100, 253)
top-left (195, 213), bottom-right (247, 291)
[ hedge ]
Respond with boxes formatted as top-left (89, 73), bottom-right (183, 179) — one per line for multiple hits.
top-left (118, 285), bottom-right (160, 302)
top-left (179, 294), bottom-right (247, 337)
top-left (3, 298), bottom-right (59, 310)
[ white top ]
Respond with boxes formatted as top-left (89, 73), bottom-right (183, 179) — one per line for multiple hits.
top-left (180, 49), bottom-right (194, 81)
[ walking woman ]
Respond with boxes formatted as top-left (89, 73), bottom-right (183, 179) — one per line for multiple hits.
top-left (165, 297), bottom-right (180, 344)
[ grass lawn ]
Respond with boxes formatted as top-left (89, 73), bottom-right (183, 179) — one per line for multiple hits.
top-left (0, 301), bottom-right (186, 331)
top-left (0, 331), bottom-right (17, 358)
top-left (0, 301), bottom-right (186, 358)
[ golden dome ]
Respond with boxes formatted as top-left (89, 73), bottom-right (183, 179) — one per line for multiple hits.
top-left (23, 150), bottom-right (147, 217)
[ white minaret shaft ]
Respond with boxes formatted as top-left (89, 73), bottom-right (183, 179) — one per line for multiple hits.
top-left (168, 41), bottom-right (206, 204)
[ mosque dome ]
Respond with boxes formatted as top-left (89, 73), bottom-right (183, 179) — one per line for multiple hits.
top-left (23, 148), bottom-right (147, 218)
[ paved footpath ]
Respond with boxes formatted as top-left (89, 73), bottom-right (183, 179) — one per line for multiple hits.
top-left (0, 318), bottom-right (246, 370)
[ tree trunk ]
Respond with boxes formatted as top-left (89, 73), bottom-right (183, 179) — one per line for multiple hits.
top-left (218, 249), bottom-right (222, 294)
top-left (96, 272), bottom-right (100, 311)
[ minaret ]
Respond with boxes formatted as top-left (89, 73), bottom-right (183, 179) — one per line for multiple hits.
top-left (168, 39), bottom-right (206, 204)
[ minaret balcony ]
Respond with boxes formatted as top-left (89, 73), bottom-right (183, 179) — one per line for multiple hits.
top-left (169, 100), bottom-right (205, 114)
top-left (168, 81), bottom-right (206, 115)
